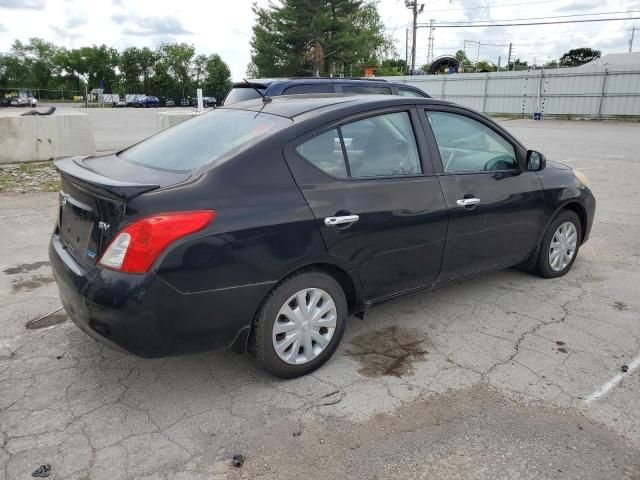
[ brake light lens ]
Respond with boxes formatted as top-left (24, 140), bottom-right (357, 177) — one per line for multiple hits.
top-left (98, 210), bottom-right (216, 274)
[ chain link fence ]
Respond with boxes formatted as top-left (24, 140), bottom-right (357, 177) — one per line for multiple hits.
top-left (0, 87), bottom-right (87, 103)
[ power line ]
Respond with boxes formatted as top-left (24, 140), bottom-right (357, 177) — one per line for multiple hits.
top-left (418, 9), bottom-right (640, 25)
top-left (431, 17), bottom-right (640, 28)
top-left (423, 0), bottom-right (559, 14)
top-left (475, 42), bottom-right (511, 47)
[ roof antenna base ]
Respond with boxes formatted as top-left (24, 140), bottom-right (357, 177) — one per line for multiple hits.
top-left (243, 78), bottom-right (271, 103)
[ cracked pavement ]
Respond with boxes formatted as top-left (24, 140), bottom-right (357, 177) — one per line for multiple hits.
top-left (1, 119), bottom-right (640, 479)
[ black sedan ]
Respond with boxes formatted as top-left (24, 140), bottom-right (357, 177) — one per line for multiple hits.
top-left (49, 95), bottom-right (595, 378)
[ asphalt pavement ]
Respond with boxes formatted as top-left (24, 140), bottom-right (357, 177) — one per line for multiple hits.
top-left (1, 118), bottom-right (639, 479)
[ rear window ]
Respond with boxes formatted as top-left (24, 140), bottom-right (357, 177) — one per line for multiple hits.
top-left (119, 109), bottom-right (291, 172)
top-left (223, 87), bottom-right (265, 105)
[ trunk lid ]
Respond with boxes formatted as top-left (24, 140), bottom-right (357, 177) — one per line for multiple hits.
top-left (54, 155), bottom-right (190, 268)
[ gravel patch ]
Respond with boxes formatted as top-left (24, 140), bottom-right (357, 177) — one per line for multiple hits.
top-left (0, 162), bottom-right (60, 194)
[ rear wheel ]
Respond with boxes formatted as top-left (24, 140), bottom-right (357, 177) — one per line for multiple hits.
top-left (535, 210), bottom-right (581, 278)
top-left (253, 270), bottom-right (347, 378)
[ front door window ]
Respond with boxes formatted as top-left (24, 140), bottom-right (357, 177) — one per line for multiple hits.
top-left (426, 111), bottom-right (518, 173)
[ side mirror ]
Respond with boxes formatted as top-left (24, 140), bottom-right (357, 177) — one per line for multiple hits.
top-left (526, 150), bottom-right (546, 172)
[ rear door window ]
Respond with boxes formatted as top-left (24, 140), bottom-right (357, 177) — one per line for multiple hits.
top-left (295, 129), bottom-right (347, 178)
top-left (295, 111), bottom-right (421, 178)
top-left (284, 84), bottom-right (335, 95)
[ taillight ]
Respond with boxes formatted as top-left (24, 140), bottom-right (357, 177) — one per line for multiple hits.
top-left (98, 210), bottom-right (216, 274)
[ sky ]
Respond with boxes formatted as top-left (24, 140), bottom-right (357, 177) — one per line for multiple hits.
top-left (1, 0), bottom-right (639, 79)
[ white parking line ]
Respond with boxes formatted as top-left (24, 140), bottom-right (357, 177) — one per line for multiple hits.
top-left (583, 353), bottom-right (640, 404)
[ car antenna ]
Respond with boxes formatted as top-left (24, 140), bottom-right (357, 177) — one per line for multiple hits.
top-left (243, 78), bottom-right (272, 104)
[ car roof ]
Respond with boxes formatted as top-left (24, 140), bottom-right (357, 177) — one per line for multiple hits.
top-left (221, 94), bottom-right (446, 119)
top-left (233, 77), bottom-right (391, 88)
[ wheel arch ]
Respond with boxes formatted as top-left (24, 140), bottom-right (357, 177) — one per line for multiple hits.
top-left (231, 260), bottom-right (363, 354)
top-left (547, 201), bottom-right (588, 245)
top-left (560, 201), bottom-right (588, 244)
top-left (518, 199), bottom-right (589, 273)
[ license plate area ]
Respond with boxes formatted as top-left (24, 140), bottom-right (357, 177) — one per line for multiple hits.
top-left (59, 194), bottom-right (95, 257)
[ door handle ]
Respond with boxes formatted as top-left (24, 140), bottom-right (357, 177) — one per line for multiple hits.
top-left (324, 215), bottom-right (360, 226)
top-left (456, 198), bottom-right (481, 207)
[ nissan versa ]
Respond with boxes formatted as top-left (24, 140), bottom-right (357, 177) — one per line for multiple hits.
top-left (49, 95), bottom-right (595, 378)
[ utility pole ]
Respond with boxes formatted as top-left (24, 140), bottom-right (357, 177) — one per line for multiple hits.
top-left (405, 28), bottom-right (410, 74)
top-left (405, 1), bottom-right (424, 74)
top-left (507, 43), bottom-right (513, 71)
top-left (426, 19), bottom-right (435, 65)
top-left (463, 40), bottom-right (481, 71)
top-left (630, 26), bottom-right (638, 52)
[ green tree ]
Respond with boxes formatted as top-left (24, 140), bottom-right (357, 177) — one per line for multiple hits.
top-left (138, 47), bottom-right (157, 94)
top-left (245, 62), bottom-right (260, 78)
top-left (559, 48), bottom-right (601, 67)
top-left (119, 47), bottom-right (144, 93)
top-left (0, 38), bottom-right (233, 100)
top-left (155, 43), bottom-right (195, 100)
top-left (251, 0), bottom-right (389, 77)
top-left (57, 45), bottom-right (119, 92)
top-left (192, 54), bottom-right (208, 88)
top-left (455, 50), bottom-right (470, 65)
top-left (475, 60), bottom-right (496, 72)
top-left (508, 58), bottom-right (528, 71)
top-left (0, 52), bottom-right (30, 87)
top-left (118, 47), bottom-right (158, 94)
top-left (251, 1), bottom-right (308, 76)
top-left (85, 45), bottom-right (119, 92)
top-left (23, 38), bottom-right (59, 88)
top-left (0, 39), bottom-right (59, 89)
top-left (203, 54), bottom-right (232, 101)
top-left (378, 58), bottom-right (406, 76)
top-left (54, 47), bottom-right (89, 91)
top-left (543, 59), bottom-right (559, 68)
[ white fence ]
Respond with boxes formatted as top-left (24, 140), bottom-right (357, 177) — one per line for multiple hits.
top-left (381, 64), bottom-right (640, 119)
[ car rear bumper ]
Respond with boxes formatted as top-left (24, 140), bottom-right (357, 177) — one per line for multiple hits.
top-left (49, 234), bottom-right (274, 357)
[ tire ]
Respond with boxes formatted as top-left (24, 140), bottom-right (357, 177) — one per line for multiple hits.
top-left (535, 210), bottom-right (582, 278)
top-left (253, 269), bottom-right (348, 378)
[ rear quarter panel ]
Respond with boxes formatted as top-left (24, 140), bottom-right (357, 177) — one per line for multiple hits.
top-left (127, 135), bottom-right (329, 295)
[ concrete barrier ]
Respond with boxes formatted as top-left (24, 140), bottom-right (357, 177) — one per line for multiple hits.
top-left (0, 110), bottom-right (96, 164)
top-left (156, 111), bottom-right (199, 132)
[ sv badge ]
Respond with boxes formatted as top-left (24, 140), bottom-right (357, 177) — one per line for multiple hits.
top-left (98, 221), bottom-right (110, 232)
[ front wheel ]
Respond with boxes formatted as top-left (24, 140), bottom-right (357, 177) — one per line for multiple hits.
top-left (535, 210), bottom-right (582, 278)
top-left (253, 270), bottom-right (347, 378)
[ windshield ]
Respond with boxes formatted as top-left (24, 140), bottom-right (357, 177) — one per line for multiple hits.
top-left (119, 109), bottom-right (291, 172)
top-left (223, 86), bottom-right (266, 105)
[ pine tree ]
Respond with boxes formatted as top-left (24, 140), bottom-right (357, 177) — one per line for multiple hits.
top-left (250, 0), bottom-right (389, 78)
